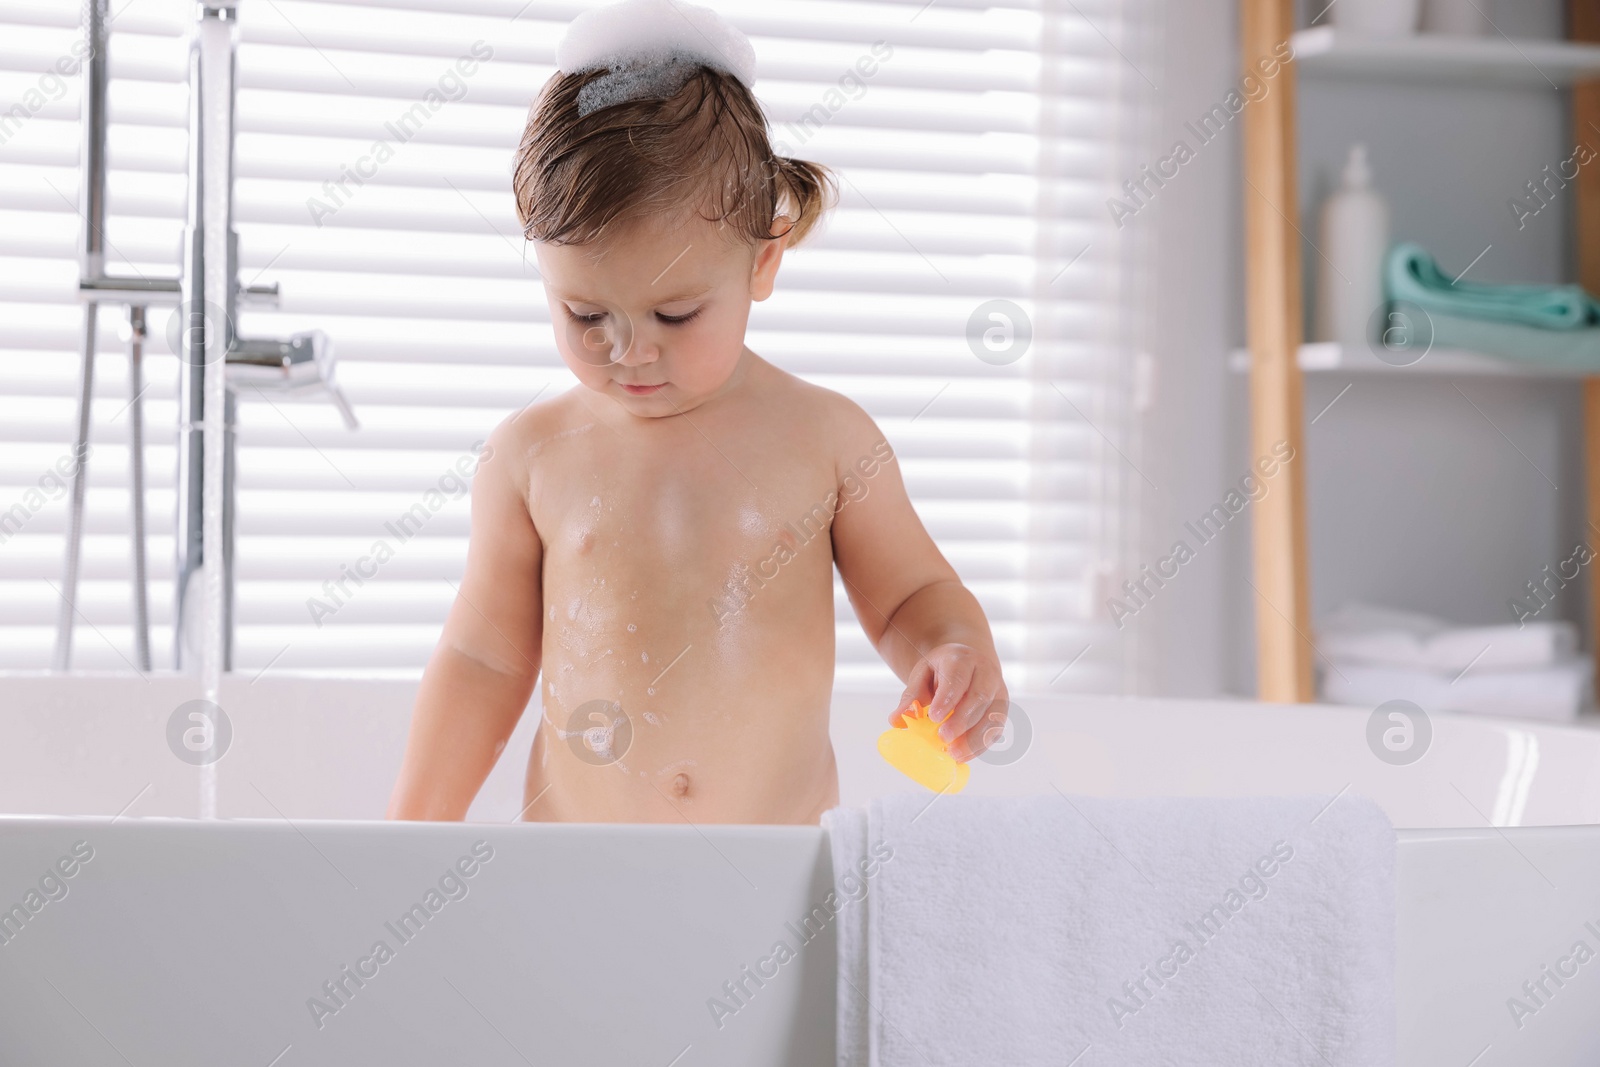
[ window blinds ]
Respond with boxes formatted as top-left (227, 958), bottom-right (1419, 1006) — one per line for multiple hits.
top-left (0, 0), bottom-right (1136, 694)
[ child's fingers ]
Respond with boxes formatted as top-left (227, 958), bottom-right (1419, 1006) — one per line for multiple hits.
top-left (948, 701), bottom-right (1003, 763)
top-left (945, 730), bottom-right (974, 764)
top-left (946, 719), bottom-right (985, 763)
top-left (890, 660), bottom-right (934, 725)
top-left (965, 696), bottom-right (1010, 759)
top-left (924, 656), bottom-right (974, 726)
top-left (936, 683), bottom-right (993, 745)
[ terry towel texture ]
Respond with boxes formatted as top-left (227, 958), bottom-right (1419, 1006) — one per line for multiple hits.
top-left (1385, 242), bottom-right (1600, 329)
top-left (1319, 602), bottom-right (1578, 673)
top-left (1382, 243), bottom-right (1600, 369)
top-left (1317, 603), bottom-right (1591, 721)
top-left (823, 794), bottom-right (1395, 1067)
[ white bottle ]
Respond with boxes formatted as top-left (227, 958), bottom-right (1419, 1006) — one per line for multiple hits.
top-left (1422, 0), bottom-right (1491, 36)
top-left (1314, 144), bottom-right (1390, 352)
top-left (1330, 0), bottom-right (1421, 37)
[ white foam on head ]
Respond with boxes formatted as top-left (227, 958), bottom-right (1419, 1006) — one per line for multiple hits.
top-left (572, 59), bottom-right (693, 116)
top-left (556, 0), bottom-right (756, 114)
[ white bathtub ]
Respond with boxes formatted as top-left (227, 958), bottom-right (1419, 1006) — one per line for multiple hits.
top-left (0, 672), bottom-right (1596, 1066)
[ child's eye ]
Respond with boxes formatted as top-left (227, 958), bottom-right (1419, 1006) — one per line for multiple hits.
top-left (655, 308), bottom-right (702, 325)
top-left (565, 308), bottom-right (606, 324)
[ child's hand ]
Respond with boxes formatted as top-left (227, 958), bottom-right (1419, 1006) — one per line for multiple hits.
top-left (889, 643), bottom-right (1009, 763)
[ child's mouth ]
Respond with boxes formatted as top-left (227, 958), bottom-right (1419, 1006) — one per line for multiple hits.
top-left (620, 383), bottom-right (665, 396)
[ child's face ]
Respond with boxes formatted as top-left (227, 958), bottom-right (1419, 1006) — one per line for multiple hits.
top-left (535, 212), bottom-right (785, 416)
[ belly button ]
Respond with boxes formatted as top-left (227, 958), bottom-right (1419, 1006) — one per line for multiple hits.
top-left (672, 773), bottom-right (690, 798)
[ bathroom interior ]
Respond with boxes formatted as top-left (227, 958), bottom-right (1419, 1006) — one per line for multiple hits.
top-left (3, 0), bottom-right (1600, 1063)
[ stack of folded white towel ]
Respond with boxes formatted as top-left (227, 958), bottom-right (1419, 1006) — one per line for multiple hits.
top-left (1317, 603), bottom-right (1592, 722)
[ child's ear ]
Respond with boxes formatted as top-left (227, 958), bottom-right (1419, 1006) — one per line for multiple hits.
top-left (749, 219), bottom-right (789, 301)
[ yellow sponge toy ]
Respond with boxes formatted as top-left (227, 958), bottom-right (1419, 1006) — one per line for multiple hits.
top-left (877, 699), bottom-right (970, 795)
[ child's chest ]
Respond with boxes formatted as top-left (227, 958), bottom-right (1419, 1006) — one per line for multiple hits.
top-left (526, 416), bottom-right (840, 577)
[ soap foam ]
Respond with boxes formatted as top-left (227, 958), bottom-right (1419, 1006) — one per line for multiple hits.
top-left (575, 58), bottom-right (697, 117)
top-left (556, 0), bottom-right (756, 116)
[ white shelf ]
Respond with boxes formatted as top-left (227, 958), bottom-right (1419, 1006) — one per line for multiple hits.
top-left (1293, 26), bottom-right (1600, 87)
top-left (1228, 341), bottom-right (1591, 377)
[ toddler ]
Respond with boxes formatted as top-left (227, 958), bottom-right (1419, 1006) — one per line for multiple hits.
top-left (387, 0), bottom-right (1007, 825)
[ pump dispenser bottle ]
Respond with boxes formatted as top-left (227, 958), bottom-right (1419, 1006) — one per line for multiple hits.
top-left (1314, 144), bottom-right (1391, 351)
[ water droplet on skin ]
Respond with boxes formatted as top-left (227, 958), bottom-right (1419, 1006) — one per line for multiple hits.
top-left (590, 495), bottom-right (601, 507)
top-left (647, 687), bottom-right (656, 696)
top-left (643, 711), bottom-right (659, 726)
top-left (626, 623), bottom-right (637, 633)
top-left (547, 605), bottom-right (556, 621)
top-left (641, 652), bottom-right (648, 663)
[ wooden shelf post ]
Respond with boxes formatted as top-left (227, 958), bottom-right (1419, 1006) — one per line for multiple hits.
top-left (1241, 0), bottom-right (1315, 702)
top-left (1575, 1), bottom-right (1600, 696)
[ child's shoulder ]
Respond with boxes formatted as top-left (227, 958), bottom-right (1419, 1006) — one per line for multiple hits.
top-left (484, 387), bottom-right (588, 475)
top-left (753, 356), bottom-right (881, 441)
top-left (748, 357), bottom-right (895, 484)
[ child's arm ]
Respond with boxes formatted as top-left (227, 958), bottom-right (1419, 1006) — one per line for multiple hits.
top-left (828, 402), bottom-right (1008, 763)
top-left (387, 417), bottom-right (544, 820)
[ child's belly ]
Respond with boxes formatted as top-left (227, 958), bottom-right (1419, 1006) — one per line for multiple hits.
top-left (524, 516), bottom-right (842, 824)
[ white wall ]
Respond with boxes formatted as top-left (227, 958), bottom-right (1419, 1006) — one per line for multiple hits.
top-left (1123, 0), bottom-right (1245, 697)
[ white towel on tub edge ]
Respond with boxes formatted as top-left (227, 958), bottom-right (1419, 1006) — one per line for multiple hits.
top-left (826, 792), bottom-right (1395, 1067)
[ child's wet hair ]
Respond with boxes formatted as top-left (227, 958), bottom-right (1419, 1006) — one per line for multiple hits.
top-left (513, 64), bottom-right (836, 248)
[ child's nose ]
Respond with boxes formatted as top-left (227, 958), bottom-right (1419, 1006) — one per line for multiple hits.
top-left (613, 328), bottom-right (660, 366)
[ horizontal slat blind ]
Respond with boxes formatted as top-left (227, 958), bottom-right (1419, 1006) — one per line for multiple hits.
top-left (0, 0), bottom-right (1133, 693)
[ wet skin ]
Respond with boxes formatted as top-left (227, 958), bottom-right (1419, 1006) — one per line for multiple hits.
top-left (386, 212), bottom-right (1007, 825)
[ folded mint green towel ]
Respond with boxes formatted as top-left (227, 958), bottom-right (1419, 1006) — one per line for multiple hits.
top-left (1425, 311), bottom-right (1600, 372)
top-left (1384, 243), bottom-right (1600, 330)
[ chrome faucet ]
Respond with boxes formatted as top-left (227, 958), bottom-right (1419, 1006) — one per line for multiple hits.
top-left (53, 0), bottom-right (180, 674)
top-left (54, 0), bottom-right (357, 673)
